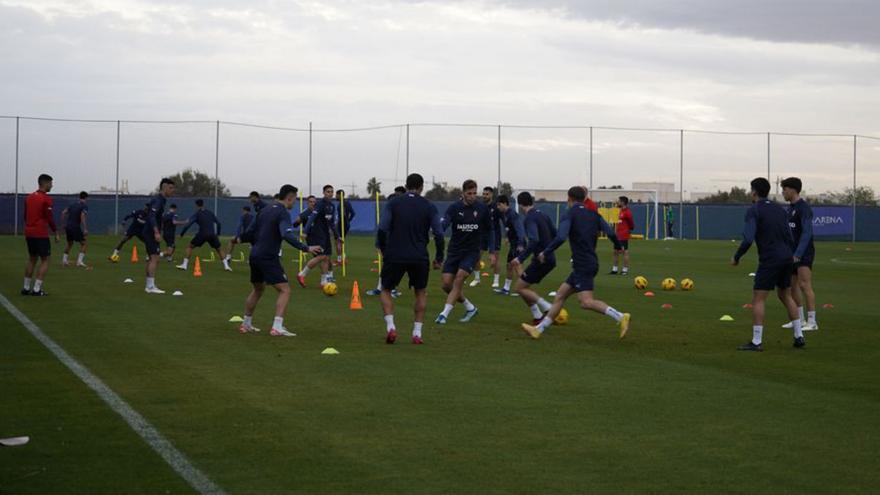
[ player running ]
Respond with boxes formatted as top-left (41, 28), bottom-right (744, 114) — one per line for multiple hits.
top-left (142, 178), bottom-right (175, 294)
top-left (469, 186), bottom-right (502, 288)
top-left (297, 185), bottom-right (336, 287)
top-left (22, 174), bottom-right (59, 296)
top-left (376, 174), bottom-right (446, 344)
top-left (781, 177), bottom-right (818, 331)
top-left (610, 196), bottom-right (635, 275)
top-left (159, 203), bottom-right (184, 262)
top-left (110, 205), bottom-right (149, 261)
top-left (520, 186), bottom-right (631, 340)
top-left (60, 191), bottom-right (89, 268)
top-left (249, 191), bottom-right (268, 213)
top-left (223, 205), bottom-right (254, 265)
top-left (367, 186), bottom-right (406, 298)
top-left (509, 192), bottom-right (558, 324)
top-left (176, 199), bottom-right (231, 272)
top-left (732, 178), bottom-right (805, 351)
top-left (434, 179), bottom-right (495, 324)
top-left (493, 194), bottom-right (526, 295)
top-left (333, 189), bottom-right (356, 266)
top-left (238, 184), bottom-right (323, 336)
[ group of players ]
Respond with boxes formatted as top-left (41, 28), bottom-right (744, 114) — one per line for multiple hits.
top-left (20, 170), bottom-right (818, 350)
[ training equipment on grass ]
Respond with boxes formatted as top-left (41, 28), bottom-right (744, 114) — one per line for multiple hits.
top-left (111, 253), bottom-right (120, 262)
top-left (131, 245), bottom-right (139, 263)
top-left (193, 257), bottom-right (203, 277)
top-left (172, 290), bottom-right (183, 296)
top-left (548, 291), bottom-right (557, 297)
top-left (661, 303), bottom-right (673, 309)
top-left (321, 347), bottom-right (340, 355)
top-left (229, 316), bottom-right (244, 323)
top-left (644, 291), bottom-right (655, 297)
top-left (662, 278), bottom-right (677, 291)
top-left (742, 303), bottom-right (753, 309)
top-left (123, 278), bottom-right (133, 284)
top-left (634, 276), bottom-right (648, 289)
top-left (823, 303), bottom-right (834, 309)
top-left (0, 436), bottom-right (29, 447)
top-left (719, 315), bottom-right (734, 321)
top-left (748, 272), bottom-right (756, 277)
top-left (350, 281), bottom-right (363, 310)
top-left (323, 282), bottom-right (338, 297)
top-left (479, 260), bottom-right (486, 270)
top-left (680, 278), bottom-right (694, 291)
top-left (554, 308), bottom-right (569, 325)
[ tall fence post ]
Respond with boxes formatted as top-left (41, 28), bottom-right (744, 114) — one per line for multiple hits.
top-left (497, 125), bottom-right (501, 190)
top-left (115, 120), bottom-right (120, 235)
top-left (589, 126), bottom-right (593, 190)
top-left (679, 129), bottom-right (684, 239)
top-left (14, 116), bottom-right (20, 236)
top-left (853, 134), bottom-right (857, 243)
top-left (308, 121), bottom-right (313, 195)
top-left (766, 132), bottom-right (771, 181)
top-left (214, 120), bottom-right (220, 213)
top-left (405, 123), bottom-right (410, 177)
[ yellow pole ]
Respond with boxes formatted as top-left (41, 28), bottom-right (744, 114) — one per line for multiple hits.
top-left (298, 191), bottom-right (303, 272)
top-left (375, 190), bottom-right (382, 273)
top-left (341, 190), bottom-right (346, 278)
top-left (696, 205), bottom-right (700, 241)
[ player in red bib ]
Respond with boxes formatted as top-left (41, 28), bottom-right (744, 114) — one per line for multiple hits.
top-left (610, 196), bottom-right (635, 275)
top-left (22, 174), bottom-right (59, 296)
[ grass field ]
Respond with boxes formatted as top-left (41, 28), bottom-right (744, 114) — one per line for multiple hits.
top-left (2, 234), bottom-right (879, 494)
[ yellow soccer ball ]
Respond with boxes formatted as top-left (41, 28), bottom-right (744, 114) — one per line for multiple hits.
top-left (662, 278), bottom-right (677, 291)
top-left (680, 278), bottom-right (694, 291)
top-left (479, 260), bottom-right (486, 270)
top-left (322, 282), bottom-right (338, 297)
top-left (110, 253), bottom-right (120, 263)
top-left (634, 276), bottom-right (648, 290)
top-left (554, 308), bottom-right (569, 325)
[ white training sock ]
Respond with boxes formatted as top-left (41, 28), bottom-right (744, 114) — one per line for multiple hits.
top-left (793, 319), bottom-right (804, 339)
top-left (530, 304), bottom-right (543, 319)
top-left (300, 266), bottom-right (311, 276)
top-left (181, 258), bottom-right (189, 269)
top-left (493, 274), bottom-right (500, 285)
top-left (752, 325), bottom-right (764, 345)
top-left (537, 316), bottom-right (552, 331)
top-left (413, 322), bottom-right (423, 338)
top-left (328, 270), bottom-right (334, 278)
top-left (503, 279), bottom-right (511, 291)
top-left (536, 298), bottom-right (552, 311)
top-left (797, 306), bottom-right (805, 323)
top-left (807, 311), bottom-right (817, 324)
top-left (23, 278), bottom-right (32, 290)
top-left (376, 279), bottom-right (383, 290)
top-left (611, 266), bottom-right (618, 273)
top-left (77, 252), bottom-right (85, 264)
top-left (463, 299), bottom-right (476, 311)
top-left (146, 277), bottom-right (155, 289)
top-left (441, 304), bottom-right (454, 317)
top-left (244, 315), bottom-right (253, 327)
top-left (33, 279), bottom-right (43, 292)
top-left (62, 253), bottom-right (69, 264)
top-left (384, 314), bottom-right (395, 331)
top-left (224, 254), bottom-right (231, 262)
top-left (112, 249), bottom-right (119, 256)
top-left (622, 267), bottom-right (628, 274)
top-left (605, 307), bottom-right (624, 322)
top-left (273, 316), bottom-right (284, 329)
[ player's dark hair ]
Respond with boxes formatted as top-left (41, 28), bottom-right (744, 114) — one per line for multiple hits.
top-left (463, 179), bottom-right (478, 191)
top-left (170, 203), bottom-right (177, 209)
top-left (517, 191), bottom-right (534, 206)
top-left (307, 195), bottom-right (316, 201)
top-left (160, 178), bottom-right (174, 187)
top-left (750, 178), bottom-right (771, 198)
top-left (195, 199), bottom-right (204, 207)
top-left (780, 177), bottom-right (802, 193)
top-left (38, 173), bottom-right (53, 185)
top-left (323, 184), bottom-right (333, 192)
top-left (568, 186), bottom-right (586, 202)
top-left (496, 194), bottom-right (509, 205)
top-left (405, 174), bottom-right (423, 190)
top-left (483, 186), bottom-right (494, 193)
top-left (337, 190), bottom-right (345, 197)
top-left (249, 191), bottom-right (260, 198)
top-left (619, 196), bottom-right (629, 205)
top-left (279, 184), bottom-right (298, 200)
top-left (79, 191), bottom-right (89, 199)
top-left (243, 206), bottom-right (251, 212)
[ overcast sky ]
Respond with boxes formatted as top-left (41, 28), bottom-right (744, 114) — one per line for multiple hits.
top-left (1, 0), bottom-right (878, 196)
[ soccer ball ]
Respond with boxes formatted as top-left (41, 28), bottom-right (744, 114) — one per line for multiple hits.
top-left (554, 308), bottom-right (569, 325)
top-left (662, 278), bottom-right (677, 291)
top-left (479, 260), bottom-right (486, 270)
top-left (680, 278), bottom-right (694, 291)
top-left (110, 254), bottom-right (120, 263)
top-left (322, 282), bottom-right (338, 297)
top-left (634, 276), bottom-right (648, 290)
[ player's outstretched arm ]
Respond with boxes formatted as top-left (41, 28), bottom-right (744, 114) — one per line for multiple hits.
top-left (179, 214), bottom-right (197, 237)
top-left (733, 208), bottom-right (757, 263)
top-left (599, 217), bottom-right (622, 251)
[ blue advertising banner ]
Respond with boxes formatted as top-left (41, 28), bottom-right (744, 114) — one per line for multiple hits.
top-left (810, 207), bottom-right (853, 237)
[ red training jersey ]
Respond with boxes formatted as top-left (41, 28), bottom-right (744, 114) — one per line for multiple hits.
top-left (616, 207), bottom-right (635, 240)
top-left (583, 198), bottom-right (598, 212)
top-left (24, 190), bottom-right (56, 238)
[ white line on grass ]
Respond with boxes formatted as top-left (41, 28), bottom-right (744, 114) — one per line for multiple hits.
top-left (0, 294), bottom-right (225, 495)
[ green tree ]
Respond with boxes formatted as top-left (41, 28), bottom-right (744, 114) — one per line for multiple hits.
top-left (696, 186), bottom-right (751, 204)
top-left (366, 177), bottom-right (382, 198)
top-left (498, 182), bottom-right (513, 197)
top-left (161, 168), bottom-right (230, 197)
top-left (826, 186), bottom-right (877, 206)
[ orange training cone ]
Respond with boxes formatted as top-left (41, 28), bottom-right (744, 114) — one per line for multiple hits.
top-left (130, 245), bottom-right (139, 263)
top-left (193, 256), bottom-right (203, 277)
top-left (350, 280), bottom-right (363, 310)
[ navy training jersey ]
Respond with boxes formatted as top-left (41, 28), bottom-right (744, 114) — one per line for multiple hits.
top-left (237, 212), bottom-right (254, 236)
top-left (519, 209), bottom-right (557, 263)
top-left (502, 208), bottom-right (526, 247)
top-left (305, 198), bottom-right (336, 241)
top-left (443, 200), bottom-right (495, 255)
top-left (65, 201), bottom-right (88, 229)
top-left (247, 203), bottom-right (309, 260)
top-left (544, 204), bottom-right (618, 271)
top-left (376, 192), bottom-right (445, 263)
top-left (788, 198), bottom-right (815, 259)
top-left (161, 211), bottom-right (177, 236)
top-left (181, 209), bottom-right (221, 237)
top-left (338, 198), bottom-right (355, 223)
top-left (252, 198), bottom-right (267, 213)
top-left (734, 199), bottom-right (794, 265)
top-left (143, 194), bottom-right (167, 235)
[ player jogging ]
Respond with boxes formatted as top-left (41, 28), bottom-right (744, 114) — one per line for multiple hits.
top-left (468, 186), bottom-right (502, 288)
top-left (22, 174), bottom-right (59, 296)
top-left (434, 179), bottom-right (495, 324)
top-left (333, 189), bottom-right (356, 266)
top-left (781, 177), bottom-right (818, 331)
top-left (297, 185), bottom-right (336, 287)
top-left (238, 184), bottom-right (323, 336)
top-left (521, 186), bottom-right (631, 340)
top-left (176, 199), bottom-right (231, 272)
top-left (493, 194), bottom-right (526, 295)
top-left (610, 196), bottom-right (635, 275)
top-left (110, 205), bottom-right (149, 261)
top-left (249, 191), bottom-right (268, 213)
top-left (142, 178), bottom-right (175, 294)
top-left (224, 205), bottom-right (254, 264)
top-left (731, 177), bottom-right (805, 351)
top-left (509, 192), bottom-right (558, 324)
top-left (376, 174), bottom-right (445, 344)
top-left (159, 203), bottom-right (183, 262)
top-left (367, 186), bottom-right (406, 297)
top-left (61, 191), bottom-right (89, 268)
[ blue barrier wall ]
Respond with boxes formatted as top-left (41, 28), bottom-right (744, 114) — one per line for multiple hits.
top-left (2, 194), bottom-right (878, 241)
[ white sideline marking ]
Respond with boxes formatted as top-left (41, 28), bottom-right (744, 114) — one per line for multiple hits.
top-left (0, 293), bottom-right (225, 495)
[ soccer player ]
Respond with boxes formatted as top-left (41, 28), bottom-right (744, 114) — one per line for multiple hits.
top-left (665, 204), bottom-right (675, 239)
top-left (367, 186), bottom-right (406, 297)
top-left (176, 199), bottom-right (231, 272)
top-left (297, 185), bottom-right (336, 287)
top-left (223, 205), bottom-right (254, 264)
top-left (249, 191), bottom-right (268, 213)
top-left (238, 184), bottom-right (323, 336)
top-left (781, 177), bottom-right (819, 332)
top-left (159, 203), bottom-right (183, 262)
top-left (469, 186), bottom-right (502, 288)
top-left (22, 174), bottom-right (59, 296)
top-left (509, 192), bottom-right (558, 323)
top-left (434, 179), bottom-right (495, 324)
top-left (142, 178), bottom-right (175, 294)
top-left (610, 196), bottom-right (635, 275)
top-left (294, 195), bottom-right (316, 227)
top-left (333, 189), bottom-right (356, 266)
top-left (61, 191), bottom-right (89, 268)
top-left (376, 173), bottom-right (445, 344)
top-left (731, 178), bottom-right (805, 351)
top-left (110, 205), bottom-right (149, 260)
top-left (493, 194), bottom-right (526, 295)
top-left (520, 186), bottom-right (631, 340)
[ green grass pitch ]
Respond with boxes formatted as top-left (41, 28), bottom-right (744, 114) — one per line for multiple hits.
top-left (2, 235), bottom-right (879, 493)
